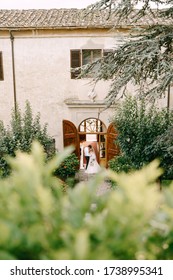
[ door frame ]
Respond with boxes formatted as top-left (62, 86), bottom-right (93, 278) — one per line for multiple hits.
top-left (78, 117), bottom-right (107, 166)
top-left (63, 118), bottom-right (119, 167)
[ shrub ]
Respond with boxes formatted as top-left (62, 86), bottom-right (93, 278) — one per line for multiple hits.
top-left (54, 153), bottom-right (79, 182)
top-left (109, 154), bottom-right (134, 173)
top-left (147, 125), bottom-right (173, 179)
top-left (109, 96), bottom-right (173, 177)
top-left (0, 101), bottom-right (55, 177)
top-left (0, 142), bottom-right (173, 260)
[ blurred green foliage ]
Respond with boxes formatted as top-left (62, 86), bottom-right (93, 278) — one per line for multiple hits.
top-left (0, 142), bottom-right (173, 260)
top-left (0, 102), bottom-right (55, 177)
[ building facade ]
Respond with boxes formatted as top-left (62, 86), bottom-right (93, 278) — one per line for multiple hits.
top-left (0, 9), bottom-right (171, 166)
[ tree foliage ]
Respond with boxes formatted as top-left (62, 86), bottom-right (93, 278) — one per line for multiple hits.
top-left (83, 0), bottom-right (173, 104)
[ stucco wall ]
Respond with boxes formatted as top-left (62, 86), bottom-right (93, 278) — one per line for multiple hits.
top-left (0, 38), bottom-right (15, 124)
top-left (0, 29), bottom-right (119, 150)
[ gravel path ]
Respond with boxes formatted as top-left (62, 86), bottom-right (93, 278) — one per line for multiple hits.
top-left (76, 169), bottom-right (112, 195)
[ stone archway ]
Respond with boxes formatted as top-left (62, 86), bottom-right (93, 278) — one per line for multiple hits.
top-left (63, 118), bottom-right (119, 168)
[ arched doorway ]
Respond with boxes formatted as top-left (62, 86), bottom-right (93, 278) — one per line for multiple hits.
top-left (63, 118), bottom-right (119, 169)
top-left (78, 118), bottom-right (107, 168)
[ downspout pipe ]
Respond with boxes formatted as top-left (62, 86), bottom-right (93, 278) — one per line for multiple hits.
top-left (9, 30), bottom-right (17, 114)
top-left (167, 84), bottom-right (171, 111)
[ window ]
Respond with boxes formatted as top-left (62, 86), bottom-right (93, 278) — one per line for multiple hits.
top-left (103, 49), bottom-right (113, 57)
top-left (71, 49), bottom-right (103, 79)
top-left (82, 49), bottom-right (101, 65)
top-left (79, 118), bottom-right (106, 133)
top-left (0, 52), bottom-right (4, 81)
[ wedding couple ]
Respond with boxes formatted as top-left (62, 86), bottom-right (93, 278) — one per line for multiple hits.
top-left (84, 144), bottom-right (100, 174)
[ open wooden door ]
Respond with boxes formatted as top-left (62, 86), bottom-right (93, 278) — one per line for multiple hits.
top-left (63, 120), bottom-right (80, 159)
top-left (107, 123), bottom-right (120, 164)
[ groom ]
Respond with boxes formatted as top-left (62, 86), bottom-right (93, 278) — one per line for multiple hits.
top-left (84, 145), bottom-right (92, 169)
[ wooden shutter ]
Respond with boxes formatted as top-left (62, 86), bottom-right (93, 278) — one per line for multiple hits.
top-left (0, 52), bottom-right (4, 81)
top-left (71, 50), bottom-right (81, 79)
top-left (63, 120), bottom-right (80, 159)
top-left (107, 123), bottom-right (120, 164)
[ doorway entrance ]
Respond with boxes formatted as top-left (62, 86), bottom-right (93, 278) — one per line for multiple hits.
top-left (63, 118), bottom-right (119, 168)
top-left (78, 118), bottom-right (107, 168)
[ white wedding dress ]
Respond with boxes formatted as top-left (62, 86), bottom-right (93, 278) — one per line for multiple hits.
top-left (85, 151), bottom-right (100, 174)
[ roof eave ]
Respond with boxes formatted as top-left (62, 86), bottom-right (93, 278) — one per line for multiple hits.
top-left (0, 25), bottom-right (142, 31)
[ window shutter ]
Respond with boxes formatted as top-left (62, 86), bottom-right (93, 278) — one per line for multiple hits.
top-left (0, 52), bottom-right (4, 81)
top-left (71, 50), bottom-right (81, 79)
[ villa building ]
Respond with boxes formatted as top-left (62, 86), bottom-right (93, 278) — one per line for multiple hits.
top-left (0, 9), bottom-right (171, 167)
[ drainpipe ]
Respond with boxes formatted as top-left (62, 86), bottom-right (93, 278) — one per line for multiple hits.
top-left (9, 30), bottom-right (17, 114)
top-left (167, 84), bottom-right (171, 111)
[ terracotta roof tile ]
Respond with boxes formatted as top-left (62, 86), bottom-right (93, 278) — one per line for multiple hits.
top-left (0, 9), bottom-right (172, 30)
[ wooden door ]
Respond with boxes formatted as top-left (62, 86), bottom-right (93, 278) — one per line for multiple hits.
top-left (63, 120), bottom-right (80, 159)
top-left (107, 123), bottom-right (120, 164)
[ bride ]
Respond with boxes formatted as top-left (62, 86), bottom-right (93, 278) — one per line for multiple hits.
top-left (85, 145), bottom-right (100, 174)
